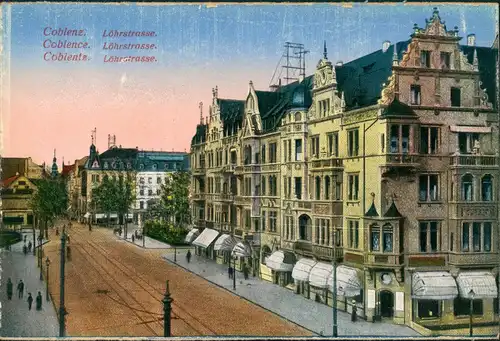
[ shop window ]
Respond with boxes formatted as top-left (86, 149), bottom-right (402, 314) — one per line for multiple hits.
top-left (418, 300), bottom-right (440, 319)
top-left (454, 297), bottom-right (483, 316)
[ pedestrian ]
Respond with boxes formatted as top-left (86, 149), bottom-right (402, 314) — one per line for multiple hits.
top-left (24, 235), bottom-right (27, 243)
top-left (243, 264), bottom-right (249, 280)
top-left (23, 244), bottom-right (28, 255)
top-left (7, 278), bottom-right (13, 300)
top-left (88, 222), bottom-right (92, 231)
top-left (28, 241), bottom-right (32, 253)
top-left (27, 293), bottom-right (33, 310)
top-left (18, 280), bottom-right (24, 298)
top-left (36, 291), bottom-right (43, 310)
top-left (66, 235), bottom-right (70, 244)
top-left (351, 300), bottom-right (357, 322)
top-left (66, 245), bottom-right (71, 260)
top-left (186, 250), bottom-right (192, 263)
top-left (132, 234), bottom-right (135, 243)
top-left (56, 227), bottom-right (59, 236)
top-left (228, 266), bottom-right (233, 279)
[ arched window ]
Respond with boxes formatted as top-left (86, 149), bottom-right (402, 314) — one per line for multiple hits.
top-left (481, 175), bottom-right (493, 201)
top-left (294, 112), bottom-right (301, 121)
top-left (461, 174), bottom-right (474, 201)
top-left (370, 224), bottom-right (380, 251)
top-left (324, 176), bottom-right (331, 200)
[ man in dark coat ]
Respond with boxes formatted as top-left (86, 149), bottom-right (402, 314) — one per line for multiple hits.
top-left (228, 266), bottom-right (233, 279)
top-left (242, 264), bottom-right (249, 280)
top-left (36, 291), bottom-right (43, 310)
top-left (18, 280), bottom-right (24, 298)
top-left (6, 278), bottom-right (13, 300)
top-left (27, 293), bottom-right (33, 310)
top-left (186, 250), bottom-right (192, 263)
top-left (28, 241), bottom-right (32, 253)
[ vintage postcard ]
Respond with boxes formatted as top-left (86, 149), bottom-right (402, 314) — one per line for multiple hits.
top-left (0, 1), bottom-right (499, 339)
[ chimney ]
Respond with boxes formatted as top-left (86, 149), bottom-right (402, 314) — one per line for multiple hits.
top-left (336, 61), bottom-right (343, 67)
top-left (467, 34), bottom-right (476, 47)
top-left (382, 41), bottom-right (391, 53)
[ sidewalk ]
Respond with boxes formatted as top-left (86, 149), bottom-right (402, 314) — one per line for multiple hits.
top-left (163, 249), bottom-right (420, 337)
top-left (0, 239), bottom-right (59, 336)
top-left (115, 224), bottom-right (174, 249)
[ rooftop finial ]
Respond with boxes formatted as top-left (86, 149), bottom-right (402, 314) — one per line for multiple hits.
top-left (323, 40), bottom-right (328, 59)
top-left (473, 48), bottom-right (479, 71)
top-left (214, 85), bottom-right (218, 98)
top-left (199, 102), bottom-right (204, 124)
top-left (392, 44), bottom-right (399, 66)
top-left (53, 148), bottom-right (56, 159)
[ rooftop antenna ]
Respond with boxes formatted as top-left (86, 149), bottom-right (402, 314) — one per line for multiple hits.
top-left (269, 42), bottom-right (307, 89)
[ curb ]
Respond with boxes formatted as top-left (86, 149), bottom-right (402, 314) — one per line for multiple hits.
top-left (162, 255), bottom-right (318, 336)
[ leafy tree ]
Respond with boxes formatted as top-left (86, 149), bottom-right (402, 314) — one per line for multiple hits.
top-left (30, 178), bottom-right (68, 237)
top-left (159, 171), bottom-right (191, 228)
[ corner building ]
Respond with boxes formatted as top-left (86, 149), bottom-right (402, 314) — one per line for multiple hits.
top-left (189, 8), bottom-right (499, 334)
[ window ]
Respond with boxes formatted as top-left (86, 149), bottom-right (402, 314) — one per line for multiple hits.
top-left (348, 220), bottom-right (359, 248)
top-left (458, 132), bottom-right (479, 154)
top-left (347, 129), bottom-right (359, 156)
top-left (472, 222), bottom-right (481, 252)
top-left (410, 85), bottom-right (421, 105)
top-left (347, 174), bottom-right (359, 201)
top-left (419, 221), bottom-right (440, 252)
top-left (419, 174), bottom-right (439, 201)
top-left (294, 177), bottom-right (302, 199)
top-left (462, 222), bottom-right (470, 251)
top-left (311, 136), bottom-right (320, 158)
top-left (262, 211), bottom-right (266, 231)
top-left (324, 176), bottom-right (330, 200)
top-left (420, 127), bottom-right (440, 154)
top-left (383, 225), bottom-right (393, 252)
top-left (334, 176), bottom-right (342, 200)
top-left (139, 189), bottom-right (144, 196)
top-left (269, 211), bottom-right (277, 232)
top-left (269, 176), bottom-right (278, 196)
top-left (389, 124), bottom-right (410, 154)
top-left (295, 139), bottom-right (303, 161)
top-left (371, 225), bottom-right (380, 251)
top-left (148, 177), bottom-right (152, 184)
top-left (462, 221), bottom-right (494, 253)
top-left (328, 132), bottom-right (339, 156)
top-left (269, 143), bottom-right (277, 163)
top-left (148, 189), bottom-right (153, 196)
top-left (461, 174), bottom-right (474, 201)
top-left (261, 176), bottom-right (266, 196)
top-left (440, 52), bottom-right (451, 69)
top-left (481, 175), bottom-right (493, 201)
top-left (381, 134), bottom-right (385, 153)
top-left (418, 301), bottom-right (440, 319)
top-left (484, 222), bottom-right (492, 252)
top-left (390, 125), bottom-right (399, 153)
top-left (454, 297), bottom-right (483, 316)
top-left (451, 87), bottom-right (461, 107)
top-left (421, 50), bottom-right (431, 68)
top-left (261, 145), bottom-right (266, 163)
top-left (315, 176), bottom-right (321, 200)
top-left (450, 232), bottom-right (454, 251)
top-left (139, 201), bottom-right (144, 209)
top-left (156, 189), bottom-right (161, 195)
top-left (157, 177), bottom-right (162, 184)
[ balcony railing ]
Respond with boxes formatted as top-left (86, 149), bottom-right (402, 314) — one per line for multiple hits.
top-left (312, 244), bottom-right (343, 261)
top-left (293, 240), bottom-right (313, 254)
top-left (449, 154), bottom-right (498, 167)
top-left (311, 158), bottom-right (343, 169)
top-left (448, 252), bottom-right (498, 266)
top-left (385, 153), bottom-right (420, 165)
top-left (244, 164), bottom-right (261, 173)
top-left (365, 253), bottom-right (404, 266)
top-left (219, 193), bottom-right (235, 202)
top-left (191, 193), bottom-right (205, 201)
top-left (222, 164), bottom-right (237, 173)
top-left (261, 164), bottom-right (279, 172)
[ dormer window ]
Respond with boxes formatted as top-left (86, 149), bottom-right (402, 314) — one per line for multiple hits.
top-left (410, 85), bottom-right (421, 105)
top-left (127, 162), bottom-right (132, 169)
top-left (139, 164), bottom-right (144, 170)
top-left (104, 162), bottom-right (108, 169)
top-left (420, 50), bottom-right (431, 68)
top-left (440, 52), bottom-right (451, 69)
top-left (152, 164), bottom-right (157, 170)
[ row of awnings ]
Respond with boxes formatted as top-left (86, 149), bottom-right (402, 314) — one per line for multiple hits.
top-left (185, 229), bottom-right (252, 257)
top-left (266, 251), bottom-right (362, 297)
top-left (412, 271), bottom-right (498, 300)
top-left (84, 213), bottom-right (133, 219)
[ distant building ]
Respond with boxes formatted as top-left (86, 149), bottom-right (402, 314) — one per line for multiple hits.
top-left (1, 157), bottom-right (46, 180)
top-left (0, 173), bottom-right (37, 228)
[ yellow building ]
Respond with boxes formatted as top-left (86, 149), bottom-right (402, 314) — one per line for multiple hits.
top-left (189, 8), bottom-right (498, 334)
top-left (0, 173), bottom-right (37, 228)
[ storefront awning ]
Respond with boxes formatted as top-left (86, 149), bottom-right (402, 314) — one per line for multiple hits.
top-left (109, 213), bottom-right (118, 219)
top-left (329, 265), bottom-right (362, 297)
top-left (456, 272), bottom-right (498, 299)
top-left (265, 251), bottom-right (296, 272)
top-left (192, 228), bottom-right (219, 248)
top-left (84, 212), bottom-right (91, 219)
top-left (412, 271), bottom-right (458, 300)
top-left (184, 228), bottom-right (199, 244)
top-left (95, 213), bottom-right (105, 219)
top-left (450, 125), bottom-right (492, 133)
top-left (309, 262), bottom-right (334, 289)
top-left (214, 234), bottom-right (237, 251)
top-left (292, 258), bottom-right (317, 282)
top-left (232, 242), bottom-right (252, 258)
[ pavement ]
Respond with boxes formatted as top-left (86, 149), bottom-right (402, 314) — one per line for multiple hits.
top-left (162, 249), bottom-right (420, 337)
top-left (116, 224), bottom-right (175, 249)
top-left (0, 231), bottom-right (59, 337)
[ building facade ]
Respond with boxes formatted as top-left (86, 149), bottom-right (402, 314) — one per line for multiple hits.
top-left (189, 8), bottom-right (499, 334)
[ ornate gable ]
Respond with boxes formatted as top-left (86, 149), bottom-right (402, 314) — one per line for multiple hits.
top-left (413, 7), bottom-right (460, 38)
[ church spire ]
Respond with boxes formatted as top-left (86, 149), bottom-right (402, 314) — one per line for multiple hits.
top-left (51, 149), bottom-right (59, 177)
top-left (323, 40), bottom-right (328, 60)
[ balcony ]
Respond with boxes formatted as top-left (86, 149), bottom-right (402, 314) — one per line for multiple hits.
top-left (365, 253), bottom-right (404, 267)
top-left (310, 158), bottom-right (343, 170)
top-left (244, 164), bottom-right (261, 173)
top-left (293, 240), bottom-right (313, 255)
top-left (448, 252), bottom-right (498, 266)
top-left (191, 193), bottom-right (205, 201)
top-left (219, 193), bottom-right (235, 202)
top-left (261, 164), bottom-right (279, 172)
top-left (449, 202), bottom-right (496, 219)
top-left (384, 153), bottom-right (420, 166)
top-left (449, 154), bottom-right (498, 168)
top-left (222, 164), bottom-right (236, 174)
top-left (312, 244), bottom-right (343, 261)
top-left (192, 168), bottom-right (206, 176)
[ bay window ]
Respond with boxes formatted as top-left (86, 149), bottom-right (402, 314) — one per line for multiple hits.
top-left (462, 222), bottom-right (493, 252)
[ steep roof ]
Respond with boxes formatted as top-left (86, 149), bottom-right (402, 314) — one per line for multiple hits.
top-left (1, 174), bottom-right (19, 188)
top-left (384, 200), bottom-right (403, 218)
top-left (99, 147), bottom-right (138, 160)
top-left (365, 201), bottom-right (379, 217)
top-left (381, 98), bottom-right (416, 118)
top-left (191, 124), bottom-right (207, 146)
top-left (61, 164), bottom-right (73, 176)
top-left (219, 99), bottom-right (244, 125)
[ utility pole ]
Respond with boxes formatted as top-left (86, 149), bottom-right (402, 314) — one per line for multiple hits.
top-left (59, 229), bottom-right (67, 337)
top-left (332, 230), bottom-right (338, 337)
top-left (163, 280), bottom-right (173, 337)
top-left (233, 255), bottom-right (236, 290)
top-left (39, 236), bottom-right (43, 280)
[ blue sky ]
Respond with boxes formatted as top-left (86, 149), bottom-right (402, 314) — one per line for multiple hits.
top-left (10, 3), bottom-right (498, 73)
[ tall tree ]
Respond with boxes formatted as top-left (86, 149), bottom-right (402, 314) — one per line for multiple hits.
top-left (30, 178), bottom-right (68, 237)
top-left (160, 171), bottom-right (191, 228)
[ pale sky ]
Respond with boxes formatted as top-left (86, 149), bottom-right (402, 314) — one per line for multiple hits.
top-left (1, 3), bottom-right (497, 165)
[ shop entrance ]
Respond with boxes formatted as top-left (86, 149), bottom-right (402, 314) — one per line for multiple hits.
top-left (379, 290), bottom-right (394, 318)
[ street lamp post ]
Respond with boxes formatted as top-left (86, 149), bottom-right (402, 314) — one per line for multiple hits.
top-left (233, 255), bottom-right (237, 290)
top-left (59, 228), bottom-right (67, 337)
top-left (39, 235), bottom-right (43, 280)
top-left (332, 232), bottom-right (338, 337)
top-left (162, 280), bottom-right (173, 337)
top-left (469, 289), bottom-right (475, 337)
top-left (45, 257), bottom-right (50, 301)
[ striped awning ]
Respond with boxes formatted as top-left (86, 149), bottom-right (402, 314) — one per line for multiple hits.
top-left (456, 272), bottom-right (497, 299)
top-left (412, 271), bottom-right (458, 300)
top-left (214, 234), bottom-right (237, 251)
top-left (309, 262), bottom-right (334, 289)
top-left (292, 258), bottom-right (317, 282)
top-left (192, 228), bottom-right (219, 248)
top-left (232, 242), bottom-right (252, 258)
top-left (329, 265), bottom-right (362, 297)
top-left (265, 251), bottom-right (296, 272)
top-left (184, 229), bottom-right (199, 244)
